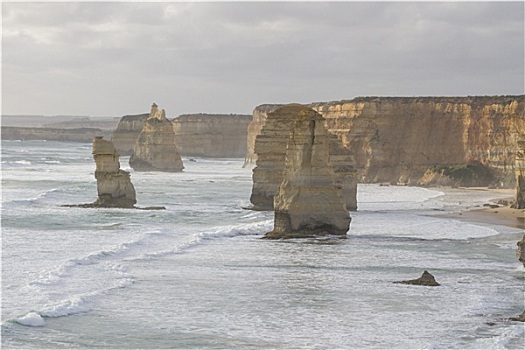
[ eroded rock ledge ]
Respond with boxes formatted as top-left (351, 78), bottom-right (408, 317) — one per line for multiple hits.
top-left (264, 105), bottom-right (350, 239)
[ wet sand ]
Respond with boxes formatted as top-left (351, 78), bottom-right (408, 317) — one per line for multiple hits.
top-left (438, 187), bottom-right (525, 230)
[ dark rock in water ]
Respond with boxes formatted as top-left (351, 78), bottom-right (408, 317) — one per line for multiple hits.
top-left (509, 310), bottom-right (525, 322)
top-left (394, 270), bottom-right (440, 286)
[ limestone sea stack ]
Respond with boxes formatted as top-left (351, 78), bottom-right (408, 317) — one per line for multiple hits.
top-left (92, 137), bottom-right (136, 208)
top-left (250, 105), bottom-right (357, 211)
top-left (512, 140), bottom-right (525, 209)
top-left (129, 103), bottom-right (184, 172)
top-left (265, 104), bottom-right (351, 239)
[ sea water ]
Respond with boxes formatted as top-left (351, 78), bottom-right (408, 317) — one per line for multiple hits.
top-left (1, 140), bottom-right (524, 349)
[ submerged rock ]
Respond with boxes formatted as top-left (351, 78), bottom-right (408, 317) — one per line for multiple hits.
top-left (516, 235), bottom-right (525, 267)
top-left (129, 103), bottom-right (184, 172)
top-left (264, 104), bottom-right (350, 239)
top-left (394, 271), bottom-right (440, 286)
top-left (509, 310), bottom-right (525, 322)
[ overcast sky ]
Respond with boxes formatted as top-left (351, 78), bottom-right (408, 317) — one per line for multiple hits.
top-left (2, 1), bottom-right (524, 118)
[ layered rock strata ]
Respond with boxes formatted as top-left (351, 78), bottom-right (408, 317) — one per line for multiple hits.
top-left (265, 105), bottom-right (350, 239)
top-left (250, 105), bottom-right (357, 210)
top-left (1, 127), bottom-right (111, 142)
top-left (112, 112), bottom-right (251, 158)
top-left (512, 140), bottom-right (525, 209)
top-left (111, 114), bottom-right (149, 156)
top-left (92, 137), bottom-right (136, 208)
top-left (172, 114), bottom-right (252, 158)
top-left (129, 104), bottom-right (184, 172)
top-left (245, 96), bottom-right (525, 186)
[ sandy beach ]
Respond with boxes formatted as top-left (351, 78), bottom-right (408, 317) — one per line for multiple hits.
top-left (438, 187), bottom-right (525, 230)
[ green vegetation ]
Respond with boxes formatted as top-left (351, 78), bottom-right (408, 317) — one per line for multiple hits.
top-left (430, 162), bottom-right (495, 187)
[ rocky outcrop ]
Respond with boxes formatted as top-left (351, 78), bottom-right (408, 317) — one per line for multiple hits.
top-left (172, 114), bottom-right (252, 158)
top-left (517, 235), bottom-right (525, 267)
top-left (129, 104), bottom-right (184, 172)
top-left (394, 271), bottom-right (440, 286)
top-left (1, 127), bottom-right (111, 142)
top-left (246, 96), bottom-right (525, 186)
top-left (250, 105), bottom-right (357, 210)
top-left (111, 114), bottom-right (149, 156)
top-left (265, 105), bottom-right (350, 239)
top-left (512, 140), bottom-right (525, 208)
top-left (91, 137), bottom-right (136, 208)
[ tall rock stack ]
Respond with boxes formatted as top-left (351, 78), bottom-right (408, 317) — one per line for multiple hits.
top-left (512, 140), bottom-right (525, 209)
top-left (129, 103), bottom-right (184, 172)
top-left (250, 105), bottom-right (357, 210)
top-left (92, 137), bottom-right (136, 208)
top-left (265, 104), bottom-right (350, 239)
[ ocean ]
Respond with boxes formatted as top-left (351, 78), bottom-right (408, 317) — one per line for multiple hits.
top-left (1, 140), bottom-right (524, 349)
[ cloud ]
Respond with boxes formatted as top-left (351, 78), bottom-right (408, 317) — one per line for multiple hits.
top-left (2, 2), bottom-right (523, 117)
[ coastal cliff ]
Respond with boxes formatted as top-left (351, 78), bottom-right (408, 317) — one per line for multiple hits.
top-left (245, 96), bottom-right (525, 186)
top-left (1, 127), bottom-right (111, 142)
top-left (172, 114), bottom-right (252, 158)
top-left (111, 114), bottom-right (149, 156)
top-left (129, 104), bottom-right (184, 172)
top-left (513, 140), bottom-right (525, 209)
top-left (265, 105), bottom-right (350, 239)
top-left (112, 112), bottom-right (251, 158)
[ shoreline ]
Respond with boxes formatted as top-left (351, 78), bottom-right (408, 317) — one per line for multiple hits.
top-left (435, 187), bottom-right (524, 230)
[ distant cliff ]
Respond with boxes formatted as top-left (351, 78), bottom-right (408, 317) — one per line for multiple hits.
top-left (1, 127), bottom-right (111, 142)
top-left (172, 114), bottom-right (252, 158)
top-left (111, 114), bottom-right (149, 156)
top-left (245, 96), bottom-right (525, 186)
top-left (112, 113), bottom-right (251, 158)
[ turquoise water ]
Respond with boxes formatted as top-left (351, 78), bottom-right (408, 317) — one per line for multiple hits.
top-left (2, 140), bottom-right (524, 349)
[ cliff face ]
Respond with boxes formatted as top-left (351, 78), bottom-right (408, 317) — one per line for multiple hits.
top-left (129, 104), bottom-right (184, 172)
top-left (265, 105), bottom-right (350, 239)
top-left (250, 104), bottom-right (357, 211)
top-left (513, 140), bottom-right (525, 209)
top-left (172, 114), bottom-right (252, 158)
top-left (246, 96), bottom-right (525, 185)
top-left (92, 137), bottom-right (136, 208)
top-left (112, 112), bottom-right (251, 158)
top-left (1, 127), bottom-right (111, 142)
top-left (111, 114), bottom-right (149, 156)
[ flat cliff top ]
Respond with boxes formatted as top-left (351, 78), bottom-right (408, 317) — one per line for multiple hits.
top-left (310, 95), bottom-right (524, 106)
top-left (120, 113), bottom-right (149, 121)
top-left (174, 114), bottom-right (252, 121)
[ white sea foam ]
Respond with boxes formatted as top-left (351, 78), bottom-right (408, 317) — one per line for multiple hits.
top-left (39, 296), bottom-right (93, 318)
top-left (15, 312), bottom-right (46, 327)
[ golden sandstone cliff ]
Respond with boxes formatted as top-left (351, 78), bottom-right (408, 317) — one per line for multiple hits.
top-left (172, 114), bottom-right (252, 158)
top-left (245, 96), bottom-right (525, 187)
top-left (513, 140), bottom-right (525, 209)
top-left (129, 104), bottom-right (184, 172)
top-left (111, 113), bottom-right (148, 156)
top-left (265, 105), bottom-right (350, 239)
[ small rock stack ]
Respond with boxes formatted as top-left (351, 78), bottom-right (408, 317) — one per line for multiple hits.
top-left (129, 103), bottom-right (184, 172)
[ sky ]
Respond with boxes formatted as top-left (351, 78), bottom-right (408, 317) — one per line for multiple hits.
top-left (2, 1), bottom-right (524, 118)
